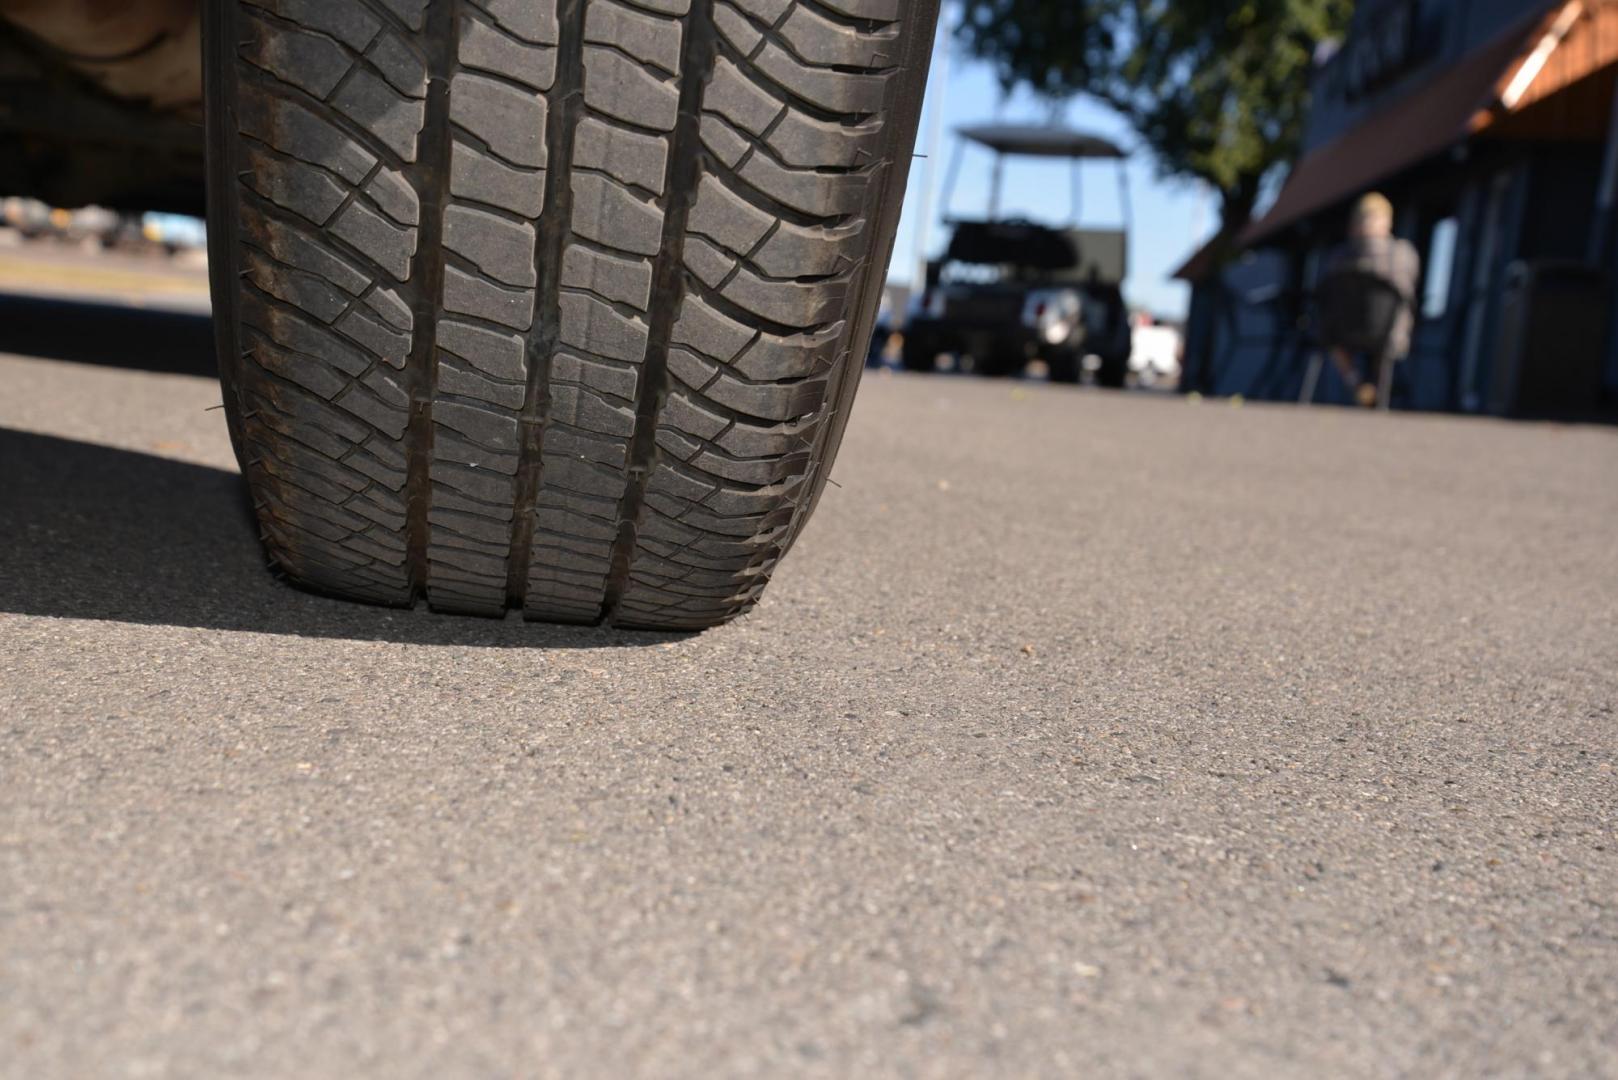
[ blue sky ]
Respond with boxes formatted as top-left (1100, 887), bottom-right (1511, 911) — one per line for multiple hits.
top-left (886, 12), bottom-right (1218, 320)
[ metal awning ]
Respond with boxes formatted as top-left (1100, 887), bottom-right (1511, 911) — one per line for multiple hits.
top-left (1238, 0), bottom-right (1617, 249)
top-left (954, 124), bottom-right (1127, 160)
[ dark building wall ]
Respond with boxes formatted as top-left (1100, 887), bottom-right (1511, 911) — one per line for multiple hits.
top-left (1181, 0), bottom-right (1615, 417)
top-left (1305, 0), bottom-right (1550, 152)
top-left (1518, 149), bottom-right (1603, 260)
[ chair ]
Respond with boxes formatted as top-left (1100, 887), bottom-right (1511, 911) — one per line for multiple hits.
top-left (1299, 268), bottom-right (1407, 409)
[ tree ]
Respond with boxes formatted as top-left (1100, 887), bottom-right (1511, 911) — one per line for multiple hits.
top-left (956, 0), bottom-right (1353, 247)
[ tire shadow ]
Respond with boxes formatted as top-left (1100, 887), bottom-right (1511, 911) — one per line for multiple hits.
top-left (1, 427), bottom-right (682, 648)
top-left (0, 294), bottom-right (219, 377)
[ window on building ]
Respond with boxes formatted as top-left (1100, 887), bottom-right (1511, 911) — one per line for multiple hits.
top-left (1423, 217), bottom-right (1459, 319)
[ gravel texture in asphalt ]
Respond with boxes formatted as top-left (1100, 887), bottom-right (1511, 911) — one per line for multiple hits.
top-left (4, 327), bottom-right (1617, 1078)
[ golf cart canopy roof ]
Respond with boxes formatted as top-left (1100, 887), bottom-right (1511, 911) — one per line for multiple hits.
top-left (955, 124), bottom-right (1127, 159)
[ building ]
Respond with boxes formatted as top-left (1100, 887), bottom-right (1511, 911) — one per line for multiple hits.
top-left (1175, 0), bottom-right (1618, 417)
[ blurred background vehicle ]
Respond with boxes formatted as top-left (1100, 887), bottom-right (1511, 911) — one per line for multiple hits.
top-left (1128, 314), bottom-right (1182, 388)
top-left (1, 195), bottom-right (52, 238)
top-left (139, 210), bottom-right (207, 253)
top-left (902, 124), bottom-right (1134, 385)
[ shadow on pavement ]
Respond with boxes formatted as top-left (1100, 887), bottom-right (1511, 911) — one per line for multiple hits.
top-left (1, 428), bottom-right (681, 648)
top-left (0, 294), bottom-right (218, 377)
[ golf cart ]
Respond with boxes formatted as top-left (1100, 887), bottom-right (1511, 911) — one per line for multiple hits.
top-left (904, 124), bottom-right (1134, 386)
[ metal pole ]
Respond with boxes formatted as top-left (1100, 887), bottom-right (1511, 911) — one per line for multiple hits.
top-left (1069, 159), bottom-right (1082, 227)
top-left (910, 16), bottom-right (951, 291)
top-left (1117, 160), bottom-right (1133, 235)
top-left (1117, 160), bottom-right (1133, 279)
top-left (989, 152), bottom-right (1004, 221)
top-left (939, 137), bottom-right (967, 225)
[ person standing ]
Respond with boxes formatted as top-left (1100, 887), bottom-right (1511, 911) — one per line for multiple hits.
top-left (1326, 193), bottom-right (1421, 407)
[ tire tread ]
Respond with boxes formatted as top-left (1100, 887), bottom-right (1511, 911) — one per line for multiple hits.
top-left (210, 0), bottom-right (936, 628)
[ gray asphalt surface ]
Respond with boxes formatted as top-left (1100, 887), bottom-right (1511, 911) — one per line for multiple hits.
top-left (4, 327), bottom-right (1617, 1078)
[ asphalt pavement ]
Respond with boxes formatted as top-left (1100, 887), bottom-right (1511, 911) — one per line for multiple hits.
top-left (3, 299), bottom-right (1617, 1078)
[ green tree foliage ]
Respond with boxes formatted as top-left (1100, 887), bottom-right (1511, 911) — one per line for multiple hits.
top-left (957, 0), bottom-right (1353, 242)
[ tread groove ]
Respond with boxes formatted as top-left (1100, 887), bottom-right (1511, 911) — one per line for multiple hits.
top-left (600, 0), bottom-right (719, 626)
top-left (506, 0), bottom-right (586, 610)
top-left (404, 0), bottom-right (460, 602)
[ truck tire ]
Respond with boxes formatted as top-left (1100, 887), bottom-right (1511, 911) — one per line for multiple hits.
top-left (900, 332), bottom-right (936, 373)
top-left (1045, 349), bottom-right (1080, 385)
top-left (204, 0), bottom-right (939, 630)
top-left (1096, 350), bottom-right (1129, 388)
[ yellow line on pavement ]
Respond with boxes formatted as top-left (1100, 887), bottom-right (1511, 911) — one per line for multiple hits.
top-left (0, 255), bottom-right (210, 297)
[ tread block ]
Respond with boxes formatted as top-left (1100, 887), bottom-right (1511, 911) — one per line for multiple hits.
top-left (661, 389), bottom-right (730, 440)
top-left (444, 204), bottom-right (539, 287)
top-left (376, 0), bottom-right (427, 32)
top-left (244, 248), bottom-right (350, 323)
top-left (330, 199), bottom-right (418, 280)
top-left (551, 350), bottom-right (640, 400)
top-left (241, 292), bottom-right (375, 375)
top-left (244, 0), bottom-right (381, 51)
top-left (704, 58), bottom-right (784, 137)
top-left (569, 173), bottom-right (666, 256)
top-left (778, 4), bottom-right (901, 67)
top-left (243, 148), bottom-right (351, 225)
top-left (754, 43), bottom-right (889, 114)
top-left (366, 31), bottom-right (430, 97)
top-left (438, 318), bottom-right (529, 382)
top-left (336, 305), bottom-right (411, 367)
top-left (817, 0), bottom-right (900, 20)
top-left (732, 321), bottom-right (843, 380)
top-left (714, 261), bottom-right (849, 328)
top-left (432, 459), bottom-right (514, 503)
top-left (560, 243), bottom-right (653, 308)
top-left (585, 0), bottom-right (683, 75)
top-left (573, 116), bottom-right (669, 194)
top-left (330, 68), bottom-right (426, 161)
top-left (238, 93), bottom-right (378, 183)
top-left (688, 174), bottom-right (775, 257)
top-left (450, 72), bottom-right (550, 168)
top-left (460, 9), bottom-right (559, 91)
top-left (437, 357), bottom-right (528, 409)
top-left (671, 293), bottom-right (755, 364)
top-left (549, 383), bottom-right (638, 438)
top-left (434, 428), bottom-right (521, 473)
top-left (715, 414), bottom-right (818, 457)
top-left (753, 216), bottom-right (864, 278)
top-left (365, 167), bottom-right (422, 226)
top-left (471, 0), bottom-right (561, 44)
top-left (542, 425), bottom-right (630, 468)
top-left (443, 263), bottom-right (536, 329)
top-left (582, 46), bottom-right (680, 131)
top-left (243, 214), bottom-right (371, 294)
top-left (334, 382), bottom-right (409, 437)
top-left (450, 139), bottom-right (548, 218)
top-left (241, 14), bottom-right (353, 99)
top-left (364, 284), bottom-right (414, 330)
top-left (558, 292), bottom-right (650, 364)
top-left (435, 400), bottom-right (522, 452)
top-left (251, 338), bottom-right (350, 399)
top-left (768, 108), bottom-right (884, 169)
